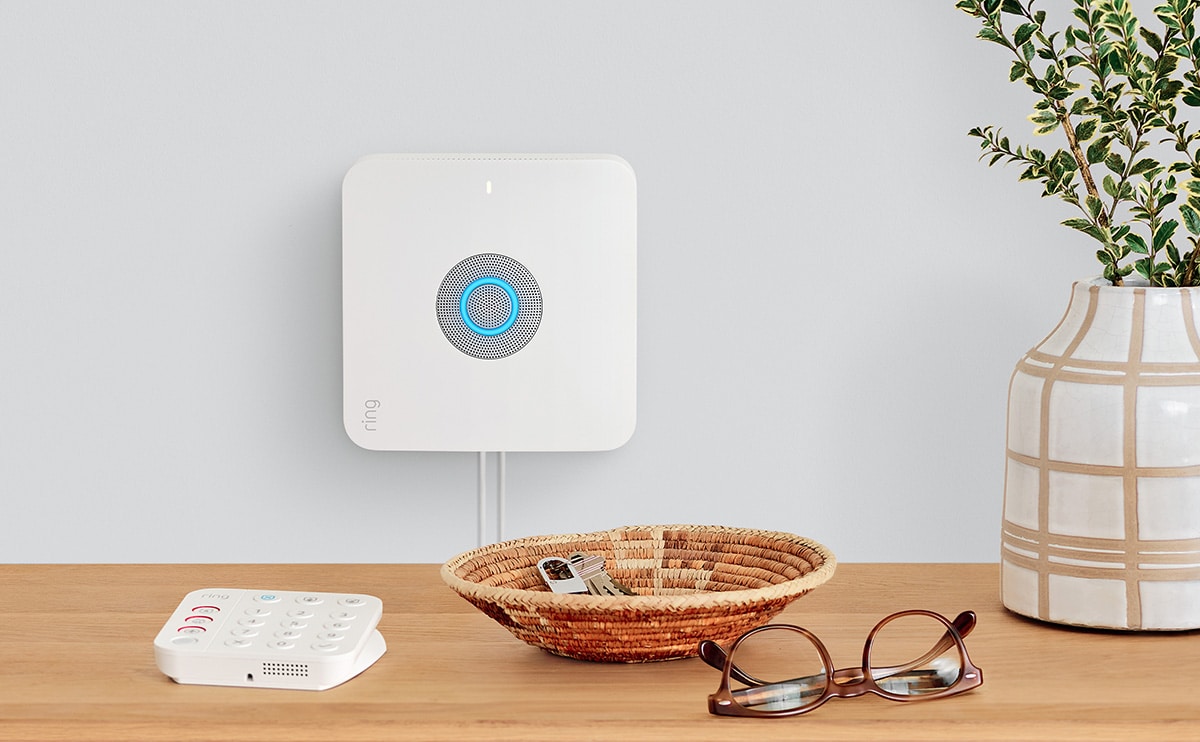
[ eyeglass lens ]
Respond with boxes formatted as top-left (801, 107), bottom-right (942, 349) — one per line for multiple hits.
top-left (868, 613), bottom-right (963, 696)
top-left (727, 628), bottom-right (827, 712)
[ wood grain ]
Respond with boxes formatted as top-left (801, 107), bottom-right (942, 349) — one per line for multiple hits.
top-left (0, 563), bottom-right (1196, 741)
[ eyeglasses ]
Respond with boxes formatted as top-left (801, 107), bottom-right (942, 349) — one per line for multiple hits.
top-left (699, 610), bottom-right (983, 717)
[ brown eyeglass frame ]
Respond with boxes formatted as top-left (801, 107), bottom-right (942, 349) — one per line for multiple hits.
top-left (699, 610), bottom-right (983, 717)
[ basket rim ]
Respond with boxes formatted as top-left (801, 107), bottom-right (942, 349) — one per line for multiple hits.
top-left (440, 524), bottom-right (836, 611)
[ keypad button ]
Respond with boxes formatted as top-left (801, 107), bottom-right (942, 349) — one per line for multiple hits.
top-left (275, 629), bottom-right (304, 640)
top-left (184, 616), bottom-right (213, 625)
top-left (329, 610), bottom-right (357, 621)
top-left (339, 597), bottom-right (367, 608)
top-left (311, 641), bottom-right (340, 652)
top-left (228, 627), bottom-right (259, 638)
top-left (171, 636), bottom-right (200, 646)
top-left (190, 606), bottom-right (221, 615)
top-left (316, 631), bottom-right (346, 642)
top-left (267, 639), bottom-right (295, 650)
top-left (324, 621), bottom-right (352, 631)
top-left (255, 594), bottom-right (282, 604)
top-left (295, 596), bottom-right (324, 606)
top-left (225, 638), bottom-right (252, 648)
top-left (176, 626), bottom-right (207, 635)
top-left (238, 617), bottom-right (267, 628)
top-left (244, 607), bottom-right (271, 617)
top-left (280, 619), bottom-right (308, 630)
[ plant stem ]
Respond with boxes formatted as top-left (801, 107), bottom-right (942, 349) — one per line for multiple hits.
top-left (1185, 242), bottom-right (1200, 285)
top-left (1056, 103), bottom-right (1107, 227)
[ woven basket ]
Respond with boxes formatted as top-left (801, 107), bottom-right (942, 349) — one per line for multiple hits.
top-left (440, 524), bottom-right (836, 662)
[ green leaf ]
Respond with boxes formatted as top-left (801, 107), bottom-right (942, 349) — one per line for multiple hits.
top-left (1046, 85), bottom-right (1076, 101)
top-left (1103, 174), bottom-right (1120, 197)
top-left (1065, 218), bottom-right (1106, 241)
top-left (978, 27), bottom-right (1008, 46)
top-left (1126, 232), bottom-right (1151, 255)
top-left (1074, 119), bottom-right (1098, 141)
top-left (1140, 27), bottom-right (1165, 53)
top-left (1014, 22), bottom-right (1039, 47)
top-left (1156, 54), bottom-right (1180, 79)
top-left (1088, 137), bottom-right (1113, 164)
top-left (1154, 219), bottom-right (1180, 251)
top-left (1129, 158), bottom-right (1160, 176)
top-left (1105, 152), bottom-right (1127, 173)
top-left (1030, 110), bottom-right (1058, 125)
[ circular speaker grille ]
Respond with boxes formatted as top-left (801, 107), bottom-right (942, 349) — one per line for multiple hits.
top-left (437, 253), bottom-right (542, 359)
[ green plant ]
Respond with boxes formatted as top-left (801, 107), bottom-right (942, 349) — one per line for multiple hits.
top-left (958, 0), bottom-right (1200, 285)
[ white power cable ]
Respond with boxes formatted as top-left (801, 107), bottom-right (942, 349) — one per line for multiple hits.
top-left (477, 451), bottom-right (509, 547)
top-left (497, 452), bottom-right (506, 543)
top-left (477, 451), bottom-right (487, 547)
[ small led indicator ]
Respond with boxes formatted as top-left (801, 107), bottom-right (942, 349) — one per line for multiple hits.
top-left (485, 180), bottom-right (492, 194)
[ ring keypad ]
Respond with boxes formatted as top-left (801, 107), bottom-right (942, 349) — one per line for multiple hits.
top-left (154, 588), bottom-right (386, 691)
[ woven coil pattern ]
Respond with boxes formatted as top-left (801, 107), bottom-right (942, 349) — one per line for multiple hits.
top-left (440, 524), bottom-right (836, 662)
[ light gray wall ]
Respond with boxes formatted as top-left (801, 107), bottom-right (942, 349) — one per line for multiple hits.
top-left (0, 1), bottom-right (1087, 564)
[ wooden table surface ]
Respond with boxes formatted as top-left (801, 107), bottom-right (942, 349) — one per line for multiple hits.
top-left (1, 563), bottom-right (1196, 741)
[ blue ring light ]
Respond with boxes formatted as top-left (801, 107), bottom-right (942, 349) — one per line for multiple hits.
top-left (460, 277), bottom-right (519, 337)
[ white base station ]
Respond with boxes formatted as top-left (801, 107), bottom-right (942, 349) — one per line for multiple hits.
top-left (342, 153), bottom-right (637, 452)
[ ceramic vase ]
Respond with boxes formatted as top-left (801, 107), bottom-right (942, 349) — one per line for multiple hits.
top-left (1002, 277), bottom-right (1200, 630)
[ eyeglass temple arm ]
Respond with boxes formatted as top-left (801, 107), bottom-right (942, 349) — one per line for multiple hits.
top-left (699, 611), bottom-right (977, 688)
top-left (869, 611), bottom-right (976, 681)
top-left (698, 639), bottom-right (761, 686)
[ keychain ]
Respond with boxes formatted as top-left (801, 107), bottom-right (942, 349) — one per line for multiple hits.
top-left (537, 557), bottom-right (589, 594)
top-left (569, 553), bottom-right (636, 596)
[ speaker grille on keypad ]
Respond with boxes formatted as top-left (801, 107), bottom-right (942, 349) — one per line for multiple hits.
top-left (436, 253), bottom-right (542, 359)
top-left (261, 662), bottom-right (309, 677)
